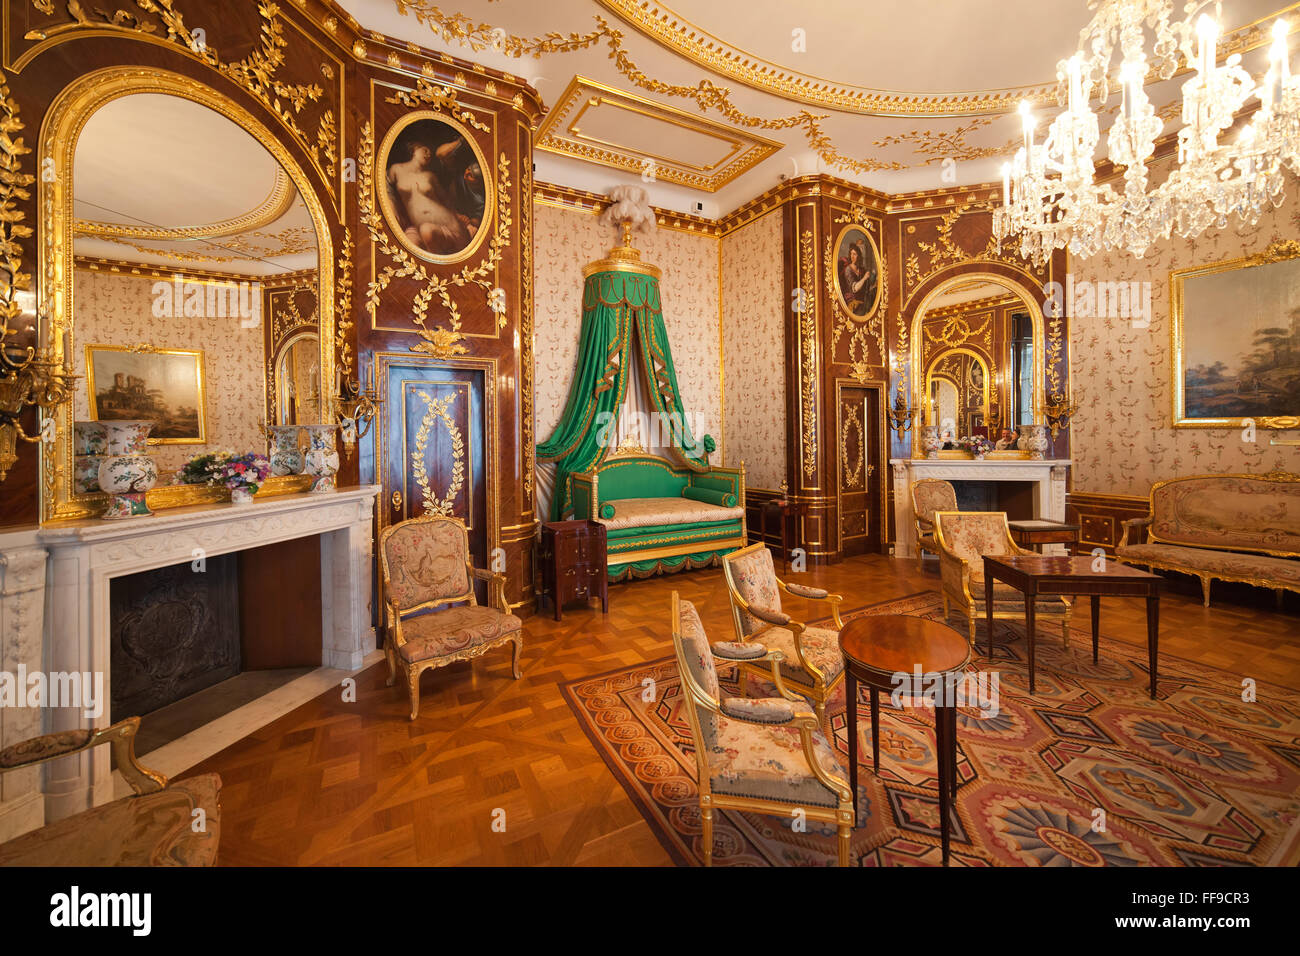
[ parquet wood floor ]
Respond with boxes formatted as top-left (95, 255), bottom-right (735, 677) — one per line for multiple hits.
top-left (188, 553), bottom-right (1300, 866)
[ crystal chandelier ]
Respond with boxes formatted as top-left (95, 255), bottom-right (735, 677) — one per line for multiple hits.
top-left (994, 0), bottom-right (1299, 264)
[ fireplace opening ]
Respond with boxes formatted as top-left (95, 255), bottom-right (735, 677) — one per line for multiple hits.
top-left (949, 479), bottom-right (1035, 519)
top-left (109, 536), bottom-right (324, 755)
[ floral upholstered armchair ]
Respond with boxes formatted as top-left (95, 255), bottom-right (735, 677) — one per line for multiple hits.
top-left (378, 515), bottom-right (522, 720)
top-left (720, 543), bottom-right (846, 729)
top-left (933, 511), bottom-right (1072, 646)
top-left (911, 479), bottom-right (957, 570)
top-left (0, 717), bottom-right (220, 865)
top-left (670, 592), bottom-right (854, 866)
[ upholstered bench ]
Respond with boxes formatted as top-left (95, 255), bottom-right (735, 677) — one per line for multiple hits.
top-left (1115, 472), bottom-right (1300, 607)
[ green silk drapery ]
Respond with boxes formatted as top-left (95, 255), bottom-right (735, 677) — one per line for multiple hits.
top-left (536, 267), bottom-right (710, 520)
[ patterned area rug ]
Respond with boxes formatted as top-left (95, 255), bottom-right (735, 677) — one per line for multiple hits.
top-left (561, 592), bottom-right (1300, 866)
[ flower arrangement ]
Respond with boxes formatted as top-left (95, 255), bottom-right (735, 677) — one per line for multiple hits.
top-left (959, 435), bottom-right (994, 458)
top-left (172, 451), bottom-right (272, 495)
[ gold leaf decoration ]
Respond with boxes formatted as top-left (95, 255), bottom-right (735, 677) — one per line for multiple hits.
top-left (411, 389), bottom-right (465, 516)
top-left (799, 228), bottom-right (817, 482)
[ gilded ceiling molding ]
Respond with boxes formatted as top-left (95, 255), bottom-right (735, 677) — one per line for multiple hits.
top-left (78, 224), bottom-right (317, 263)
top-left (73, 255), bottom-right (299, 286)
top-left (533, 181), bottom-right (723, 236)
top-left (593, 0), bottom-right (1058, 118)
top-left (385, 5), bottom-right (904, 176)
top-left (535, 76), bottom-right (782, 192)
top-left (74, 167), bottom-right (296, 241)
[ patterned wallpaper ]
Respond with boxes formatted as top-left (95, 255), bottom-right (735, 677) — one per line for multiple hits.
top-left (72, 270), bottom-right (268, 476)
top-left (722, 210), bottom-right (787, 490)
top-left (1069, 167), bottom-right (1300, 497)
top-left (533, 202), bottom-right (722, 500)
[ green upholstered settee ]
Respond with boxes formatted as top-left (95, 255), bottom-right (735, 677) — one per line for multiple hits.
top-left (567, 454), bottom-right (746, 581)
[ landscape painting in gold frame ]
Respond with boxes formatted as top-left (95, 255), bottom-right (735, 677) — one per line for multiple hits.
top-left (86, 344), bottom-right (207, 444)
top-left (1171, 241), bottom-right (1300, 429)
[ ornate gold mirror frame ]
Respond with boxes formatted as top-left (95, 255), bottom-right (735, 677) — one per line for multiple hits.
top-left (923, 347), bottom-right (989, 428)
top-left (38, 67), bottom-right (336, 522)
top-left (908, 271), bottom-right (1045, 458)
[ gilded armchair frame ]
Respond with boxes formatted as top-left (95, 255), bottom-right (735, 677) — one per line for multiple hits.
top-left (910, 478), bottom-right (958, 570)
top-left (0, 716), bottom-right (165, 794)
top-left (671, 592), bottom-right (854, 867)
top-left (720, 543), bottom-right (845, 729)
top-left (933, 511), bottom-right (1072, 646)
top-left (377, 514), bottom-right (522, 720)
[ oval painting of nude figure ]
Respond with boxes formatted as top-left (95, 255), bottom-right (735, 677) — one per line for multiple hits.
top-left (376, 111), bottom-right (494, 264)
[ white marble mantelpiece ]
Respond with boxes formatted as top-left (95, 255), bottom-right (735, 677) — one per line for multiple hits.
top-left (891, 458), bottom-right (1070, 559)
top-left (0, 529), bottom-right (47, 842)
top-left (36, 485), bottom-right (380, 823)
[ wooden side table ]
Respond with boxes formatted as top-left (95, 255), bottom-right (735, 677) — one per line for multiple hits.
top-left (981, 554), bottom-right (1160, 696)
top-left (840, 614), bottom-right (971, 865)
top-left (536, 520), bottom-right (608, 621)
top-left (757, 499), bottom-right (806, 572)
top-left (1007, 519), bottom-right (1080, 552)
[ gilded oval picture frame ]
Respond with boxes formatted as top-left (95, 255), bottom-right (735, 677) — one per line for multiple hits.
top-left (832, 224), bottom-right (882, 321)
top-left (376, 110), bottom-right (494, 265)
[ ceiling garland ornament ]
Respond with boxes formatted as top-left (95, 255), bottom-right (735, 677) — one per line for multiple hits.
top-left (995, 0), bottom-right (1300, 263)
top-left (358, 105), bottom-right (513, 359)
top-left (873, 118), bottom-right (1009, 164)
top-left (386, 3), bottom-right (906, 174)
top-left (25, 0), bottom-right (332, 196)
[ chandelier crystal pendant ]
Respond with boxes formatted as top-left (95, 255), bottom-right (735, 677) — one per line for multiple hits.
top-left (994, 0), bottom-right (1299, 265)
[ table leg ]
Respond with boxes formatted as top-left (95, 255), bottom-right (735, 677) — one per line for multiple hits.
top-left (936, 701), bottom-right (951, 865)
top-left (1025, 594), bottom-right (1037, 694)
top-left (1090, 594), bottom-right (1100, 664)
top-left (847, 669), bottom-right (858, 826)
top-left (1147, 590), bottom-right (1159, 699)
top-left (870, 687), bottom-right (880, 772)
top-left (948, 695), bottom-right (959, 798)
top-left (984, 571), bottom-right (994, 658)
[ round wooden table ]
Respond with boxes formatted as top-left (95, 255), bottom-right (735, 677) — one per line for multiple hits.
top-left (840, 614), bottom-right (971, 864)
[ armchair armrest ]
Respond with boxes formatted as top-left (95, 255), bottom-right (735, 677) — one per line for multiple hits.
top-left (778, 580), bottom-right (844, 628)
top-left (471, 567), bottom-right (511, 612)
top-left (712, 641), bottom-right (769, 661)
top-left (1118, 515), bottom-right (1152, 548)
top-left (0, 718), bottom-right (165, 796)
top-left (720, 697), bottom-right (810, 724)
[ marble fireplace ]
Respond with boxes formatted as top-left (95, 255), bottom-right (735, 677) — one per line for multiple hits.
top-left (3, 486), bottom-right (380, 829)
top-left (891, 458), bottom-right (1071, 557)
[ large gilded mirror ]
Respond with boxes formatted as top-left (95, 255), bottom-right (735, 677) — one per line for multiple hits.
top-left (39, 70), bottom-right (335, 520)
top-left (912, 274), bottom-right (1043, 452)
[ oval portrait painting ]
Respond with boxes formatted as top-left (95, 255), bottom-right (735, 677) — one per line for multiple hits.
top-left (377, 111), bottom-right (493, 264)
top-left (832, 225), bottom-right (881, 320)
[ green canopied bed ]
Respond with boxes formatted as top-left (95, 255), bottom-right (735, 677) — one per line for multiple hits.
top-left (536, 241), bottom-right (745, 581)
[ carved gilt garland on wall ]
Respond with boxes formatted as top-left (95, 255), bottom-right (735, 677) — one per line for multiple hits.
top-left (826, 206), bottom-right (887, 383)
top-left (798, 228), bottom-right (817, 482)
top-left (841, 403), bottom-right (863, 489)
top-left (412, 389), bottom-right (465, 516)
top-left (24, 0), bottom-right (334, 197)
top-left (358, 85), bottom-right (513, 358)
top-left (335, 225), bottom-right (355, 387)
top-left (904, 200), bottom-right (1047, 303)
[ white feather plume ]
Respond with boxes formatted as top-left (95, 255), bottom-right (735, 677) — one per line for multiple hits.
top-left (598, 185), bottom-right (657, 240)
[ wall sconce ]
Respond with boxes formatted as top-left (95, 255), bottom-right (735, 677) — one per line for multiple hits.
top-left (887, 349), bottom-right (916, 438)
top-left (0, 285), bottom-right (75, 483)
top-left (336, 368), bottom-right (380, 459)
top-left (1044, 391), bottom-right (1079, 440)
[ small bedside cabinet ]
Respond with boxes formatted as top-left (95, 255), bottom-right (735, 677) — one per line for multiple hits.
top-left (537, 520), bottom-right (608, 621)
